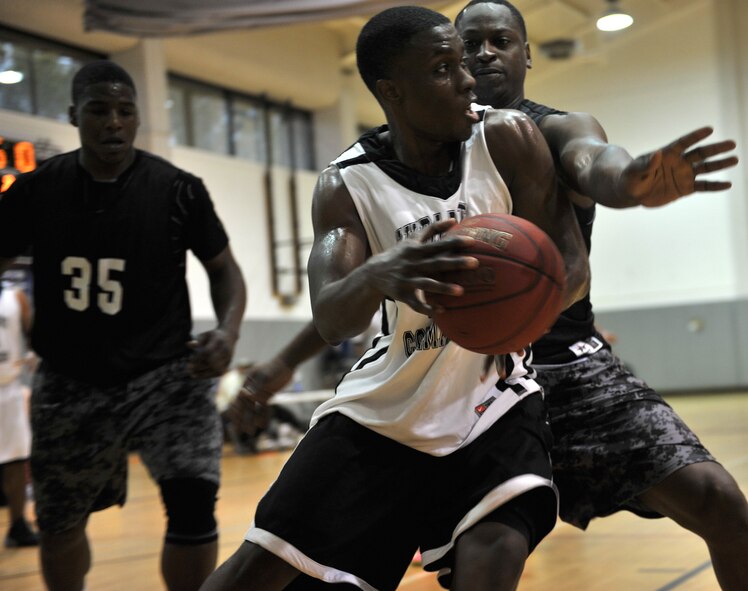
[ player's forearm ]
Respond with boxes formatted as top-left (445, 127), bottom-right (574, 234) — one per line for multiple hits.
top-left (209, 260), bottom-right (247, 341)
top-left (275, 321), bottom-right (327, 369)
top-left (546, 194), bottom-right (591, 309)
top-left (569, 145), bottom-right (639, 208)
top-left (561, 254), bottom-right (590, 309)
top-left (312, 263), bottom-right (383, 345)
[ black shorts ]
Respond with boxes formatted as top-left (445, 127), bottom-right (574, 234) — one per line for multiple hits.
top-left (246, 394), bottom-right (557, 590)
top-left (30, 358), bottom-right (222, 534)
top-left (536, 348), bottom-right (715, 529)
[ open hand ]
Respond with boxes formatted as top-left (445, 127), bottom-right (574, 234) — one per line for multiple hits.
top-left (623, 126), bottom-right (738, 207)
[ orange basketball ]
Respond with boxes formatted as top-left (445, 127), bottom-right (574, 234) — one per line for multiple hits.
top-left (427, 213), bottom-right (566, 354)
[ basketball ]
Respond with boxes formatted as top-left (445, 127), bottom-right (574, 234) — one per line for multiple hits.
top-left (427, 213), bottom-right (566, 355)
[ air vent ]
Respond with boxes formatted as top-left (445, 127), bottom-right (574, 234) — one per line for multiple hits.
top-left (538, 38), bottom-right (578, 60)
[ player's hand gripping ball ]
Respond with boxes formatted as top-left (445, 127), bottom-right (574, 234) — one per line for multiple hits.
top-left (426, 213), bottom-right (566, 354)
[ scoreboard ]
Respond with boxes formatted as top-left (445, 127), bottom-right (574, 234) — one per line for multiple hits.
top-left (0, 136), bottom-right (36, 291)
top-left (0, 137), bottom-right (37, 192)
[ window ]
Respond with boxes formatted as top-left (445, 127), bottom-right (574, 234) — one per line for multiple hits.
top-left (0, 27), bottom-right (102, 121)
top-left (267, 106), bottom-right (315, 171)
top-left (188, 86), bottom-right (229, 155)
top-left (0, 42), bottom-right (32, 114)
top-left (168, 75), bottom-right (315, 171)
top-left (288, 110), bottom-right (315, 171)
top-left (231, 96), bottom-right (266, 163)
top-left (169, 77), bottom-right (230, 155)
top-left (167, 83), bottom-right (189, 147)
top-left (268, 105), bottom-right (289, 167)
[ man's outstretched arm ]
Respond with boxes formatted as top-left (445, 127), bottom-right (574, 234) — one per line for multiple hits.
top-left (542, 114), bottom-right (738, 208)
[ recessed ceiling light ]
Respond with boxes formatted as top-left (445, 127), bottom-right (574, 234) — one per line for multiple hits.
top-left (0, 70), bottom-right (24, 84)
top-left (596, 0), bottom-right (634, 32)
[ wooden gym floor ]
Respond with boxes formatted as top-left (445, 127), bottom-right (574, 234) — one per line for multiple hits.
top-left (2, 391), bottom-right (747, 590)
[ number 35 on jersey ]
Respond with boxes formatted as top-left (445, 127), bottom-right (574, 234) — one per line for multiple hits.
top-left (62, 256), bottom-right (126, 315)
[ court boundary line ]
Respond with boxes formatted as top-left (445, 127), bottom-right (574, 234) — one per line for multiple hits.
top-left (654, 560), bottom-right (712, 591)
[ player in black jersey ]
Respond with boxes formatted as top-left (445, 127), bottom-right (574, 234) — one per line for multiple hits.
top-left (456, 1), bottom-right (748, 589)
top-left (0, 61), bottom-right (247, 591)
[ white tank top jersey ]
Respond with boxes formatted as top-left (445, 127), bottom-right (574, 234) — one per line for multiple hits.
top-left (0, 288), bottom-right (23, 385)
top-left (310, 118), bottom-right (542, 456)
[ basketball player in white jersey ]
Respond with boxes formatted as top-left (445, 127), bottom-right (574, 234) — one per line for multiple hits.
top-left (202, 6), bottom-right (589, 591)
top-left (0, 281), bottom-right (38, 547)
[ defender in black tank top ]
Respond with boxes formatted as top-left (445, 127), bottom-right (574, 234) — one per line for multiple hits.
top-left (457, 3), bottom-right (748, 588)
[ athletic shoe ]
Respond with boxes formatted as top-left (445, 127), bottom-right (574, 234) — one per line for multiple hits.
top-left (4, 518), bottom-right (39, 547)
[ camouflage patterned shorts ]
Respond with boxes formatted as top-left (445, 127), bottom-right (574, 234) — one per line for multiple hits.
top-left (30, 357), bottom-right (222, 534)
top-left (535, 348), bottom-right (715, 530)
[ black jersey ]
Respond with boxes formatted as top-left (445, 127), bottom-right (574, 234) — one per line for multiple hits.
top-left (0, 150), bottom-right (228, 386)
top-left (517, 99), bottom-right (608, 364)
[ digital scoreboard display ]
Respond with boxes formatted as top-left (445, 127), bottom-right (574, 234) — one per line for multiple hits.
top-left (0, 137), bottom-right (36, 192)
top-left (0, 136), bottom-right (37, 291)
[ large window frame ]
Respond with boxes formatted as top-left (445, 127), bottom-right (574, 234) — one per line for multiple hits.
top-left (0, 26), bottom-right (104, 122)
top-left (168, 74), bottom-right (316, 171)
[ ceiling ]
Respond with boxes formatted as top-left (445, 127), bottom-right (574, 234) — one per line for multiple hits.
top-left (0, 0), bottom-right (701, 119)
top-left (1, 0), bottom-right (699, 62)
top-left (333, 0), bottom-right (697, 68)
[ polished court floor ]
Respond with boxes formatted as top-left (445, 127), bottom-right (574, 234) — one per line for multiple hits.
top-left (2, 391), bottom-right (747, 590)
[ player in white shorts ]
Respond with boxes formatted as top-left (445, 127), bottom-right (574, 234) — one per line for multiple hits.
top-left (0, 283), bottom-right (38, 547)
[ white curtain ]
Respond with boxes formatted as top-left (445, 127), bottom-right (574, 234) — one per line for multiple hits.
top-left (85, 0), bottom-right (432, 36)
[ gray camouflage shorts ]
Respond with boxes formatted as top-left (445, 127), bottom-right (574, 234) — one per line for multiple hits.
top-left (30, 357), bottom-right (222, 534)
top-left (535, 348), bottom-right (715, 530)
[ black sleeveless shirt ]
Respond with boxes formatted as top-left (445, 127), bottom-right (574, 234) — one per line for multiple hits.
top-left (516, 99), bottom-right (609, 364)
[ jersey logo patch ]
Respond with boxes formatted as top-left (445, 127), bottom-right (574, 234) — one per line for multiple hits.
top-left (475, 396), bottom-right (496, 417)
top-left (568, 336), bottom-right (604, 358)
